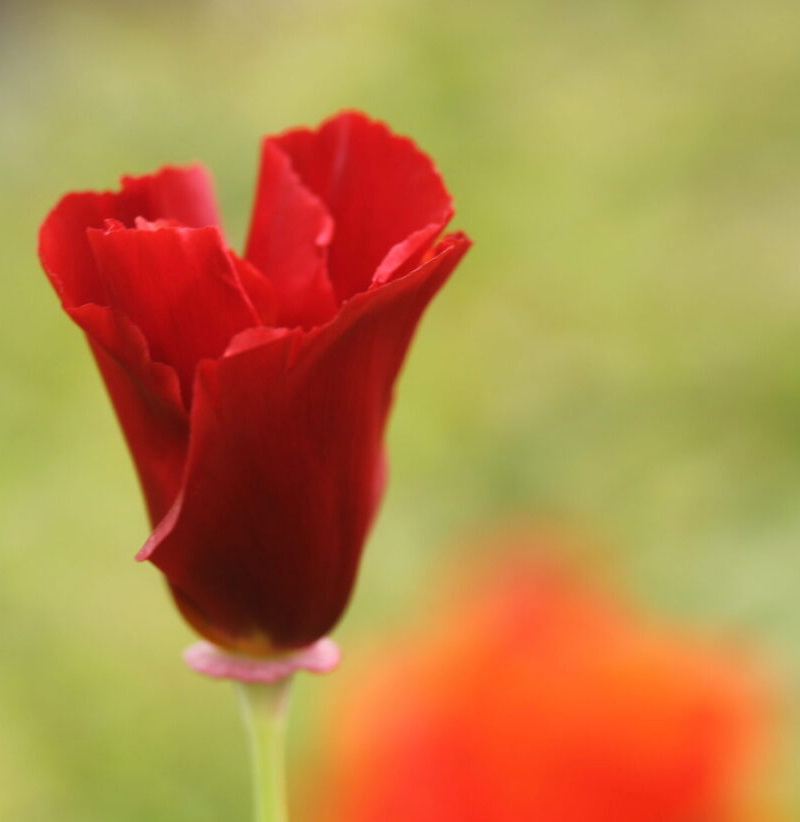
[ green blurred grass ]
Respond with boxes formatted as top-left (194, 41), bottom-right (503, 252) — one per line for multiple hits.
top-left (2, 0), bottom-right (800, 817)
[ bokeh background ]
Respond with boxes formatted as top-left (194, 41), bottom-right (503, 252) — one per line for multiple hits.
top-left (2, 0), bottom-right (799, 818)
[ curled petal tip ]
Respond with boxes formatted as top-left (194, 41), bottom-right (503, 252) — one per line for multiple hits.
top-left (183, 638), bottom-right (341, 683)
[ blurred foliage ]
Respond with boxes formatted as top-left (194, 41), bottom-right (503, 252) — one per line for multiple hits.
top-left (1, 0), bottom-right (799, 818)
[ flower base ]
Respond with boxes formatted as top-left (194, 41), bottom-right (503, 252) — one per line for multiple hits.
top-left (183, 637), bottom-right (341, 683)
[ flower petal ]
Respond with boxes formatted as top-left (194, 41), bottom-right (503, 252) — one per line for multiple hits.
top-left (119, 164), bottom-right (221, 230)
top-left (38, 166), bottom-right (225, 523)
top-left (39, 166), bottom-right (223, 522)
top-left (140, 233), bottom-right (472, 653)
top-left (87, 222), bottom-right (262, 403)
top-left (69, 304), bottom-right (188, 523)
top-left (230, 253), bottom-right (278, 326)
top-left (39, 165), bottom-right (221, 310)
top-left (272, 111), bottom-right (454, 302)
top-left (245, 140), bottom-right (337, 328)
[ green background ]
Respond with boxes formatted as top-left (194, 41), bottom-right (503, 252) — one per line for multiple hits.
top-left (1, 0), bottom-right (799, 817)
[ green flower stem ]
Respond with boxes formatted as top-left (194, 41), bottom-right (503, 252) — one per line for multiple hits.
top-left (236, 677), bottom-right (294, 822)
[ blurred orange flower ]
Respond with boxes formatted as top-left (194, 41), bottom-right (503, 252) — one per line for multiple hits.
top-left (317, 540), bottom-right (771, 822)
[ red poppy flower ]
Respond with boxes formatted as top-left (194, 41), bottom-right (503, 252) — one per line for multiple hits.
top-left (318, 538), bottom-right (769, 822)
top-left (38, 111), bottom-right (470, 656)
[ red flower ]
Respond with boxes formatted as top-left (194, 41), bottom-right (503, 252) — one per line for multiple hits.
top-left (39, 112), bottom-right (470, 656)
top-left (318, 539), bottom-right (769, 822)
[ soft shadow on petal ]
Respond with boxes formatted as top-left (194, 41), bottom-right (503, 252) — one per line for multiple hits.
top-left (141, 233), bottom-right (471, 653)
top-left (230, 254), bottom-right (278, 327)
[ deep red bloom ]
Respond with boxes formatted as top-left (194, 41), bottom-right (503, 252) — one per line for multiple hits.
top-left (39, 112), bottom-right (470, 655)
top-left (318, 539), bottom-right (769, 822)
